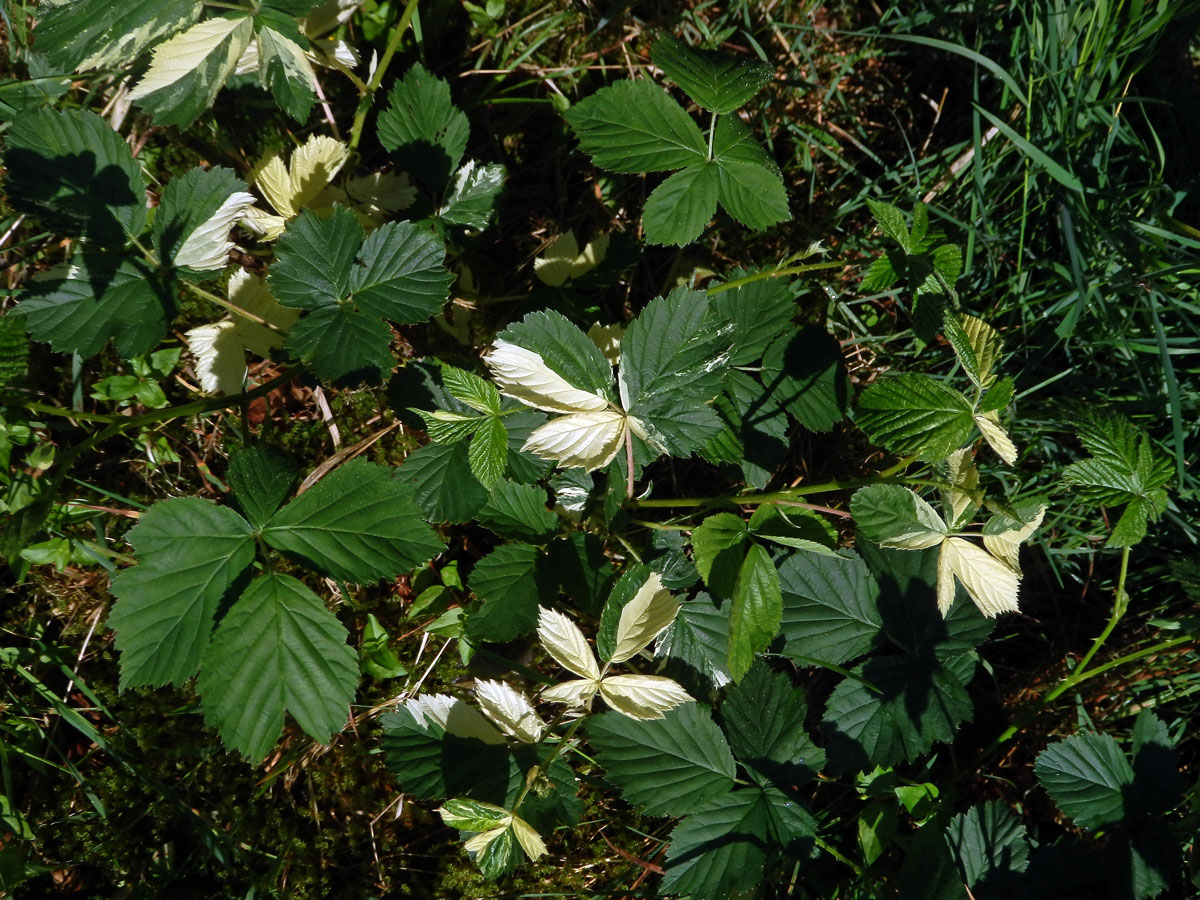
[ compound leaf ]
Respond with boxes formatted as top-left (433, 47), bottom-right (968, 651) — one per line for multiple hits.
top-left (197, 572), bottom-right (358, 761)
top-left (263, 459), bottom-right (444, 582)
top-left (651, 36), bottom-right (772, 113)
top-left (587, 703), bottom-right (735, 817)
top-left (109, 498), bottom-right (255, 687)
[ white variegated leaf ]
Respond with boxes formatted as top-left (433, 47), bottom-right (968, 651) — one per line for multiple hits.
top-left (486, 341), bottom-right (609, 414)
top-left (172, 189), bottom-right (256, 270)
top-left (463, 826), bottom-right (508, 855)
top-left (983, 503), bottom-right (1047, 570)
top-left (287, 134), bottom-right (348, 213)
top-left (511, 815), bottom-right (548, 861)
top-left (599, 674), bottom-right (692, 720)
top-left (610, 572), bottom-right (680, 663)
top-left (304, 0), bottom-right (361, 37)
top-left (587, 321), bottom-right (624, 365)
top-left (941, 537), bottom-right (1021, 618)
top-left (523, 410), bottom-right (627, 471)
top-left (226, 269), bottom-right (299, 356)
top-left (878, 490), bottom-right (949, 550)
top-left (474, 680), bottom-right (544, 743)
top-left (941, 448), bottom-right (980, 528)
top-left (439, 798), bottom-right (510, 831)
top-left (541, 679), bottom-right (600, 709)
top-left (185, 320), bottom-right (243, 395)
top-left (128, 16), bottom-right (252, 103)
top-left (936, 535), bottom-right (957, 617)
top-left (405, 694), bottom-right (506, 745)
top-left (239, 205), bottom-right (288, 240)
top-left (975, 412), bottom-right (1018, 465)
top-left (533, 231), bottom-right (609, 286)
top-left (537, 607), bottom-right (599, 680)
top-left (232, 37), bottom-right (259, 76)
top-left (254, 154), bottom-right (294, 218)
top-left (311, 36), bottom-right (360, 69)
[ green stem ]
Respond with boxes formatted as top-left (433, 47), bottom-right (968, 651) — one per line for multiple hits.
top-left (348, 0), bottom-right (421, 152)
top-left (511, 715), bottom-right (583, 815)
top-left (1065, 545), bottom-right (1131, 681)
top-left (814, 836), bottom-right (865, 877)
top-left (706, 259), bottom-right (845, 295)
top-left (184, 282), bottom-right (282, 332)
top-left (0, 396), bottom-right (125, 424)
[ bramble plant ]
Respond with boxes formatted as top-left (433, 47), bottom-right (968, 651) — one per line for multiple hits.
top-left (1, 3), bottom-right (1196, 898)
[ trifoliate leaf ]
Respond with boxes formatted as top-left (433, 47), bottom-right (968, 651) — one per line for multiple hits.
top-left (851, 484), bottom-right (948, 550)
top-left (944, 312), bottom-right (1000, 388)
top-left (407, 694), bottom-right (506, 745)
top-left (974, 412), bottom-right (1017, 464)
top-left (1034, 732), bottom-right (1133, 829)
top-left (537, 607), bottom-right (600, 681)
top-left (33, 0), bottom-right (201, 72)
top-left (254, 134), bottom-right (349, 219)
top-left (376, 63), bottom-right (470, 190)
top-left (154, 166), bottom-right (255, 273)
top-left (651, 35), bottom-right (772, 113)
top-left (937, 538), bottom-right (1021, 618)
top-left (728, 544), bottom-right (783, 682)
top-left (109, 498), bottom-right (255, 687)
top-left (128, 15), bottom-right (254, 127)
top-left (599, 674), bottom-right (692, 720)
top-left (534, 231), bottom-right (610, 287)
top-left (4, 107), bottom-right (148, 245)
top-left (611, 572), bottom-right (679, 663)
top-left (587, 704), bottom-right (735, 816)
top-left (982, 502), bottom-right (1046, 571)
top-left (856, 374), bottom-right (975, 461)
top-left (17, 253), bottom-right (174, 358)
top-left (564, 78), bottom-right (707, 174)
top-left (256, 25), bottom-right (317, 122)
top-left (486, 341), bottom-right (608, 414)
top-left (474, 680), bottom-right (544, 743)
top-left (196, 571), bottom-right (358, 761)
top-left (262, 458), bottom-right (444, 582)
top-left (439, 160), bottom-right (505, 230)
top-left (642, 163), bottom-right (719, 246)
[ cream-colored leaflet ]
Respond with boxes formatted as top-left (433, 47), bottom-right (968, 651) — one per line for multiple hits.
top-left (541, 679), bottom-right (600, 709)
top-left (129, 17), bottom-right (252, 102)
top-left (486, 342), bottom-right (608, 414)
top-left (285, 135), bottom-right (348, 213)
top-left (878, 490), bottom-right (948, 550)
top-left (257, 26), bottom-right (319, 106)
top-left (938, 537), bottom-right (1021, 618)
top-left (463, 827), bottom-right (508, 856)
top-left (173, 189), bottom-right (256, 271)
top-left (537, 607), bottom-right (600, 680)
top-left (510, 815), bottom-right (548, 861)
top-left (533, 231), bottom-right (610, 287)
top-left (598, 674), bottom-right (692, 720)
top-left (406, 694), bottom-right (506, 745)
top-left (522, 409), bottom-right (627, 472)
top-left (587, 322), bottom-right (624, 365)
top-left (239, 205), bottom-right (288, 241)
top-left (610, 572), bottom-right (680, 663)
top-left (975, 412), bottom-right (1018, 465)
top-left (473, 680), bottom-right (544, 744)
top-left (185, 321), bottom-right (242, 395)
top-left (983, 503), bottom-right (1047, 570)
top-left (941, 448), bottom-right (979, 528)
top-left (226, 269), bottom-right (298, 356)
top-left (959, 314), bottom-right (1000, 387)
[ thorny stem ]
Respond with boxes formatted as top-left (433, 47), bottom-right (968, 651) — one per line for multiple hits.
top-left (349, 0), bottom-right (421, 151)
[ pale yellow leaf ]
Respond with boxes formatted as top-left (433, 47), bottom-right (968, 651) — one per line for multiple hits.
top-left (226, 268), bottom-right (299, 356)
top-left (254, 154), bottom-right (294, 218)
top-left (184, 320), bottom-right (243, 395)
top-left (541, 679), bottom-right (600, 709)
top-left (406, 694), bottom-right (506, 745)
top-left (959, 314), bottom-right (1000, 387)
top-left (239, 205), bottom-right (288, 240)
top-left (173, 188), bottom-right (256, 271)
top-left (287, 134), bottom-right (348, 214)
top-left (983, 503), bottom-right (1047, 570)
top-left (128, 16), bottom-right (252, 103)
top-left (533, 231), bottom-right (609, 286)
top-left (345, 170), bottom-right (416, 214)
top-left (975, 412), bottom-right (1018, 465)
top-left (941, 448), bottom-right (979, 528)
top-left (936, 537), bottom-right (957, 617)
top-left (522, 410), bottom-right (627, 471)
top-left (537, 607), bottom-right (599, 680)
top-left (486, 341), bottom-right (609, 414)
top-left (510, 815), bottom-right (548, 861)
top-left (610, 572), bottom-right (680, 663)
top-left (303, 0), bottom-right (361, 38)
top-left (941, 537), bottom-right (1021, 618)
top-left (599, 674), bottom-right (692, 720)
top-left (474, 680), bottom-right (544, 743)
top-left (587, 322), bottom-right (624, 365)
top-left (463, 826), bottom-right (508, 855)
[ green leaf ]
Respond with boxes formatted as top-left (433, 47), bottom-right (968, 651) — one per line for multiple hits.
top-left (256, 25), bottom-right (317, 122)
top-left (760, 326), bottom-right (849, 432)
top-left (377, 63), bottom-right (470, 190)
top-left (1034, 732), bottom-right (1133, 829)
top-left (4, 108), bottom-right (147, 244)
top-left (262, 459), bottom-right (444, 582)
top-left (656, 592), bottom-right (731, 695)
top-left (543, 533), bottom-right (616, 618)
top-left (270, 206), bottom-right (359, 309)
top-left (465, 543), bottom-right (550, 643)
top-left (711, 116), bottom-right (790, 231)
top-left (823, 652), bottom-right (975, 770)
top-left (349, 220), bottom-right (454, 322)
top-left (980, 376), bottom-right (1014, 413)
top-left (467, 416), bottom-right (508, 488)
top-left (17, 253), bottom-right (175, 358)
top-left (381, 703), bottom-right (512, 801)
top-left (650, 36), bottom-right (772, 113)
top-left (851, 484), bottom-right (948, 549)
top-left (32, 0), bottom-right (200, 72)
top-left (441, 364), bottom-right (502, 414)
top-left (497, 309), bottom-right (614, 399)
top-left (108, 498), bottom-right (255, 687)
top-left (128, 15), bottom-right (254, 128)
top-left (399, 441), bottom-right (489, 523)
top-left (225, 445), bottom-right (299, 529)
top-left (564, 78), bottom-right (707, 173)
top-left (945, 801), bottom-right (1030, 894)
top-left (587, 703), bottom-right (736, 817)
top-left (361, 613), bottom-right (407, 679)
top-left (712, 269), bottom-right (795, 365)
top-left (197, 572), bottom-right (357, 760)
top-left (720, 661), bottom-right (824, 786)
top-left (153, 165), bottom-right (253, 273)
top-left (439, 161), bottom-right (505, 230)
top-left (726, 369), bottom-right (790, 488)
top-left (778, 550), bottom-right (883, 666)
top-left (0, 315), bottom-right (30, 386)
top-left (476, 480), bottom-right (557, 543)
top-left (747, 504), bottom-right (837, 554)
top-left (641, 163), bottom-right (719, 246)
top-left (285, 305), bottom-right (395, 382)
top-left (867, 199), bottom-right (911, 252)
top-left (856, 374), bottom-right (975, 460)
top-left (690, 512), bottom-right (747, 598)
top-left (727, 544), bottom-right (782, 682)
